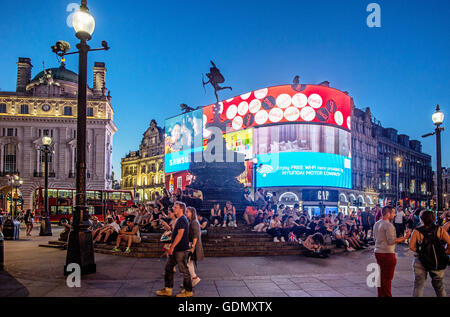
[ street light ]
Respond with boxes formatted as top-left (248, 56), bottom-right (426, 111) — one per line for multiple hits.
top-left (39, 136), bottom-right (53, 236)
top-left (6, 174), bottom-right (22, 218)
top-left (422, 104), bottom-right (445, 222)
top-left (394, 156), bottom-right (403, 211)
top-left (52, 0), bottom-right (110, 276)
top-left (252, 157), bottom-right (259, 198)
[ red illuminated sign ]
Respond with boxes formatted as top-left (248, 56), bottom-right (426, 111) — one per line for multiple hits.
top-left (203, 84), bottom-right (352, 133)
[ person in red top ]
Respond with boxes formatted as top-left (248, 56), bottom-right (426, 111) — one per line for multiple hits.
top-left (374, 204), bottom-right (383, 223)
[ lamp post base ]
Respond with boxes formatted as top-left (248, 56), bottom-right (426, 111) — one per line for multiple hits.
top-left (64, 224), bottom-right (96, 276)
top-left (39, 218), bottom-right (53, 236)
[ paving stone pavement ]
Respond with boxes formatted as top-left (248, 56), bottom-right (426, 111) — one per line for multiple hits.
top-left (0, 226), bottom-right (449, 297)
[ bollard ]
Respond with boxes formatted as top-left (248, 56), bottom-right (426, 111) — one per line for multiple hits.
top-left (0, 231), bottom-right (4, 271)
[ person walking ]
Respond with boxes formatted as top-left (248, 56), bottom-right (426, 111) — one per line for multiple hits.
top-left (156, 201), bottom-right (193, 297)
top-left (394, 206), bottom-right (405, 238)
top-left (373, 206), bottom-right (411, 297)
top-left (24, 209), bottom-right (34, 236)
top-left (409, 210), bottom-right (450, 297)
top-left (186, 207), bottom-right (204, 288)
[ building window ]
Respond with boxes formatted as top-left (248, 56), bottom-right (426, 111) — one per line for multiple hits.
top-left (87, 107), bottom-right (94, 117)
top-left (0, 104), bottom-right (6, 113)
top-left (64, 106), bottom-right (72, 116)
top-left (7, 128), bottom-right (14, 137)
top-left (3, 144), bottom-right (17, 173)
top-left (20, 104), bottom-right (29, 114)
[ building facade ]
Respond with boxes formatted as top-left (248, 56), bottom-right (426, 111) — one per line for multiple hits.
top-left (338, 104), bottom-right (379, 214)
top-left (373, 123), bottom-right (432, 208)
top-left (433, 167), bottom-right (450, 210)
top-left (121, 119), bottom-right (165, 201)
top-left (0, 57), bottom-right (117, 212)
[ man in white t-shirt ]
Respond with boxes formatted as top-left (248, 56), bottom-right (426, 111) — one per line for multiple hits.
top-left (394, 206), bottom-right (405, 238)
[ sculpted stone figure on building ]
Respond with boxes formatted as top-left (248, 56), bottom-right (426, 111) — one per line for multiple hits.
top-left (0, 57), bottom-right (117, 213)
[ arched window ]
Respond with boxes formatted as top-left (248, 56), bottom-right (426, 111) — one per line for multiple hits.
top-left (3, 144), bottom-right (17, 173)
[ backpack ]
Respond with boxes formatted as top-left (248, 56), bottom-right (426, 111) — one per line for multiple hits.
top-left (416, 226), bottom-right (448, 271)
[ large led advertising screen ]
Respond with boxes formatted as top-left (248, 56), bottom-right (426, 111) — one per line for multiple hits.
top-left (203, 84), bottom-right (352, 134)
top-left (164, 109), bottom-right (203, 173)
top-left (165, 84), bottom-right (352, 190)
top-left (255, 152), bottom-right (352, 188)
top-left (254, 124), bottom-right (352, 189)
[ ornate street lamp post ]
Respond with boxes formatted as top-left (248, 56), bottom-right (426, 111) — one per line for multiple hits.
top-left (422, 105), bottom-right (445, 221)
top-left (39, 136), bottom-right (53, 236)
top-left (51, 0), bottom-right (109, 275)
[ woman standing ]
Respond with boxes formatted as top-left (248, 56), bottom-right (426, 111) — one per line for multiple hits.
top-left (409, 210), bottom-right (450, 297)
top-left (186, 207), bottom-right (204, 287)
top-left (24, 209), bottom-right (34, 236)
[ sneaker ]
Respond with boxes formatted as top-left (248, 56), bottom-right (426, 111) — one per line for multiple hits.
top-left (124, 247), bottom-right (131, 254)
top-left (222, 223), bottom-right (227, 228)
top-left (192, 277), bottom-right (201, 287)
top-left (233, 223), bottom-right (237, 228)
top-left (176, 289), bottom-right (194, 297)
top-left (273, 237), bottom-right (280, 243)
top-left (280, 237), bottom-right (285, 242)
top-left (347, 247), bottom-right (355, 252)
top-left (112, 247), bottom-right (121, 252)
top-left (156, 287), bottom-right (173, 297)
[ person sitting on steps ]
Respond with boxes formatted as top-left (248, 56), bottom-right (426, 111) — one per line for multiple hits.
top-left (222, 201), bottom-right (237, 228)
top-left (112, 215), bottom-right (141, 254)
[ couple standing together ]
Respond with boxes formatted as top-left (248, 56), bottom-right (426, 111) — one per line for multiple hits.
top-left (156, 201), bottom-right (204, 297)
top-left (373, 206), bottom-right (450, 297)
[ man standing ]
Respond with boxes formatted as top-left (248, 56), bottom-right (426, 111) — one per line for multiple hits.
top-left (394, 206), bottom-right (405, 238)
top-left (156, 201), bottom-right (193, 297)
top-left (360, 207), bottom-right (371, 236)
top-left (373, 206), bottom-right (411, 297)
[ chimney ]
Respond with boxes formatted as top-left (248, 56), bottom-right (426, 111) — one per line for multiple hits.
top-left (16, 57), bottom-right (33, 93)
top-left (93, 62), bottom-right (107, 96)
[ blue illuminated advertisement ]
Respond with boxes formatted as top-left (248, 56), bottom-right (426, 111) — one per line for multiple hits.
top-left (255, 152), bottom-right (352, 189)
top-left (165, 109), bottom-right (203, 173)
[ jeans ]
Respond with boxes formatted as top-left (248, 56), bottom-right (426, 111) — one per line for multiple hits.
top-left (164, 251), bottom-right (192, 292)
top-left (413, 257), bottom-right (447, 297)
top-left (267, 228), bottom-right (281, 239)
top-left (223, 213), bottom-right (236, 224)
top-left (394, 223), bottom-right (404, 238)
top-left (375, 253), bottom-right (397, 297)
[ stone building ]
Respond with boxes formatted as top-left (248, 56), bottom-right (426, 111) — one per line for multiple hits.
top-left (338, 104), bottom-right (379, 214)
top-left (373, 123), bottom-right (432, 208)
top-left (342, 102), bottom-right (432, 212)
top-left (0, 57), bottom-right (117, 212)
top-left (121, 120), bottom-right (165, 201)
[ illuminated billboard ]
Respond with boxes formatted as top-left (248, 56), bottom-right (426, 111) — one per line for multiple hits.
top-left (256, 152), bottom-right (352, 189)
top-left (203, 84), bottom-right (352, 134)
top-left (165, 84), bottom-right (353, 190)
top-left (165, 109), bottom-right (203, 173)
top-left (254, 124), bottom-right (351, 157)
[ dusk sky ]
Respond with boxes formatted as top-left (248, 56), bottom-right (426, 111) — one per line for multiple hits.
top-left (0, 0), bottom-right (448, 177)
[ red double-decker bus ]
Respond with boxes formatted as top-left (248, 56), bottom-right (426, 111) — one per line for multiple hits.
top-left (32, 187), bottom-right (134, 225)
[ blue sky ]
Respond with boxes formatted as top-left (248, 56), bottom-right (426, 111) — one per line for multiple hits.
top-left (0, 0), bottom-right (448, 176)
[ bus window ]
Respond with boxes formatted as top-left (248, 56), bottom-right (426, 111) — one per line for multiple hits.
top-left (122, 192), bottom-right (132, 201)
top-left (48, 189), bottom-right (58, 198)
top-left (87, 206), bottom-right (95, 215)
top-left (57, 206), bottom-right (72, 215)
top-left (50, 206), bottom-right (58, 215)
top-left (108, 192), bottom-right (121, 202)
top-left (58, 190), bottom-right (73, 199)
top-left (58, 190), bottom-right (73, 206)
